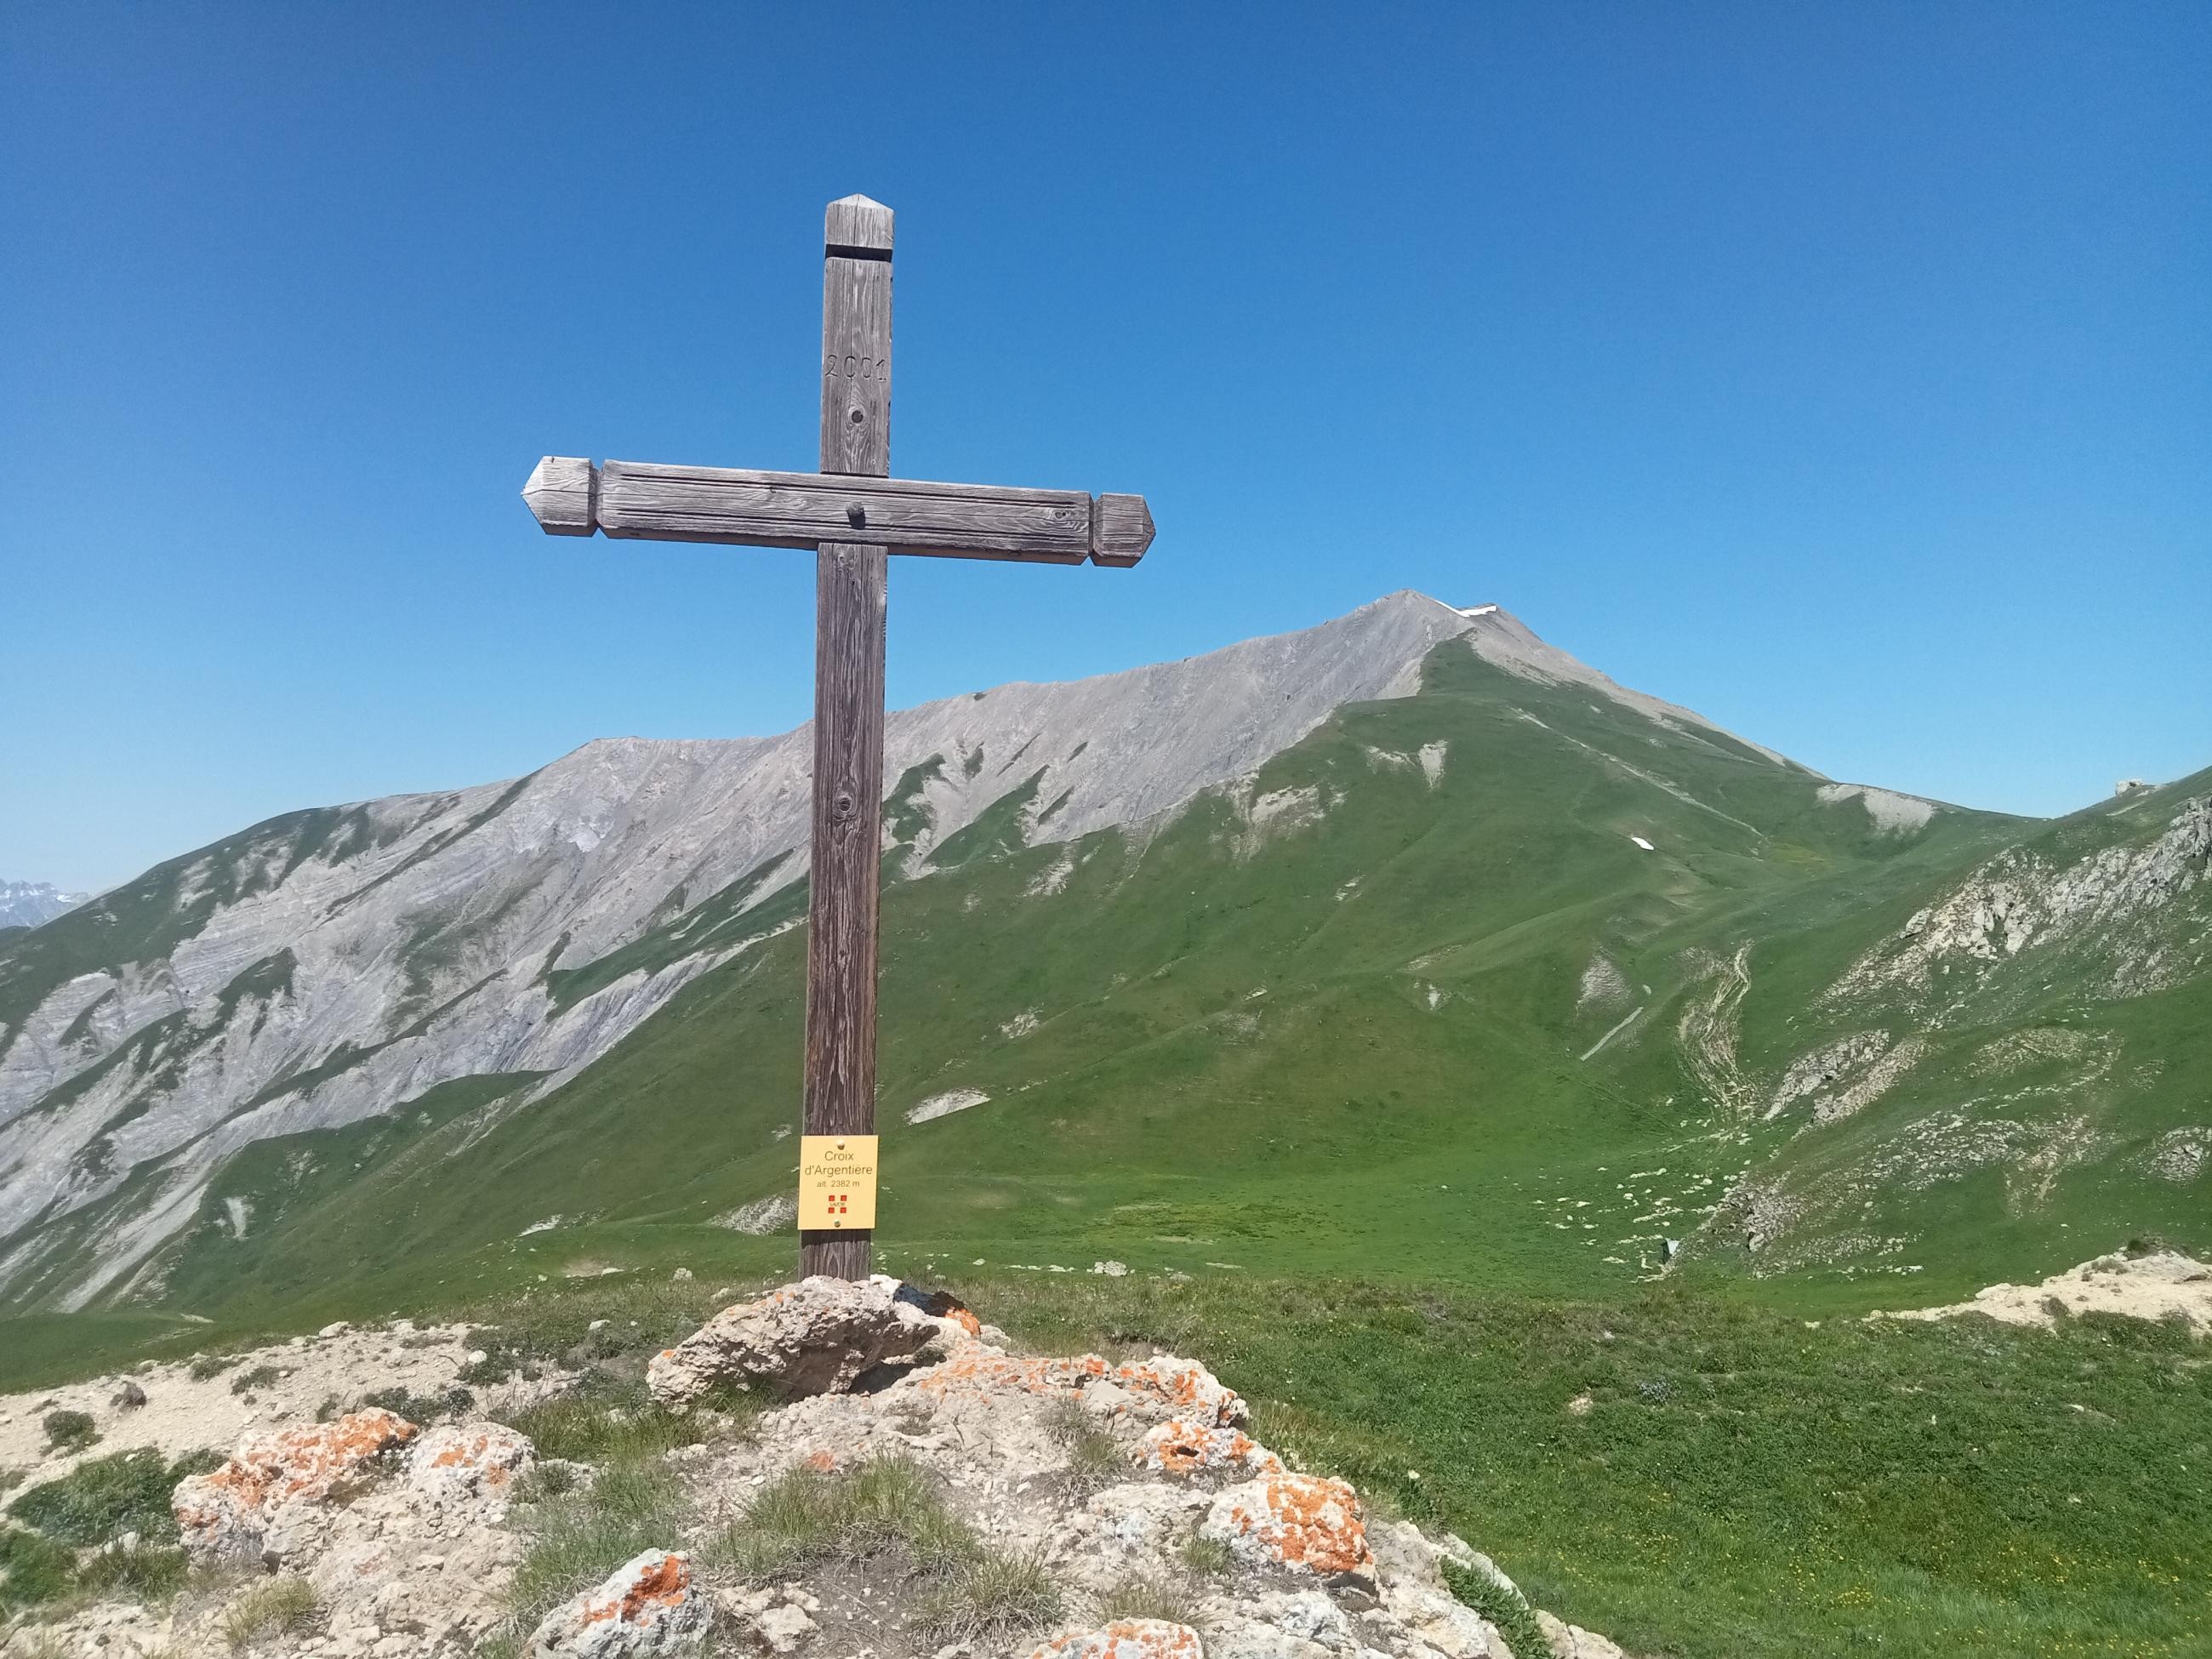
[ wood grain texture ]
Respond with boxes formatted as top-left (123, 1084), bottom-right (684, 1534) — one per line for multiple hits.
top-left (824, 194), bottom-right (894, 255)
top-left (596, 462), bottom-right (1092, 562)
top-left (802, 197), bottom-right (893, 1280)
top-left (820, 256), bottom-right (892, 477)
top-left (1089, 493), bottom-right (1155, 567)
top-left (522, 456), bottom-right (597, 536)
top-left (799, 540), bottom-right (887, 1282)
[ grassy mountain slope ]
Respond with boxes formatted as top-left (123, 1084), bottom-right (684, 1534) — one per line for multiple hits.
top-left (138, 635), bottom-right (2192, 1323)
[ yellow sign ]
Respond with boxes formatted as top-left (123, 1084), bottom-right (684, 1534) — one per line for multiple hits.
top-left (797, 1134), bottom-right (879, 1230)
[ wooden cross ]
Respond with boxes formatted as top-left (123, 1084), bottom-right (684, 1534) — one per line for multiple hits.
top-left (522, 195), bottom-right (1152, 1280)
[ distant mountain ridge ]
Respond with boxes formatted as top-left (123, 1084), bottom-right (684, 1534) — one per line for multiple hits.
top-left (0, 881), bottom-right (88, 932)
top-left (5, 594), bottom-right (1763, 1305)
top-left (2, 592), bottom-right (2203, 1316)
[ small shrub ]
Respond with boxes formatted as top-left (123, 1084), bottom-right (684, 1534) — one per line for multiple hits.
top-left (229, 1365), bottom-right (284, 1396)
top-left (1442, 1559), bottom-right (1553, 1659)
top-left (220, 1573), bottom-right (318, 1647)
top-left (42, 1410), bottom-right (100, 1455)
top-left (0, 1468), bottom-right (22, 1496)
top-left (187, 1354), bottom-right (239, 1382)
top-left (8, 1446), bottom-right (221, 1546)
top-left (314, 1394), bottom-right (343, 1423)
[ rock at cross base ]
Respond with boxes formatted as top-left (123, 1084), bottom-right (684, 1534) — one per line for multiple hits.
top-left (647, 1274), bottom-right (973, 1405)
top-left (1028, 1620), bottom-right (1206, 1658)
top-left (1200, 1472), bottom-right (1377, 1585)
top-left (528, 1548), bottom-right (709, 1656)
top-left (172, 1406), bottom-right (418, 1563)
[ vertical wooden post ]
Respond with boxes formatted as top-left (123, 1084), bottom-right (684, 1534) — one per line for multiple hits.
top-left (801, 196), bottom-right (892, 1280)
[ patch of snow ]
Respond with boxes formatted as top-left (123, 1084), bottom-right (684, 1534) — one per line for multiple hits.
top-left (1000, 1011), bottom-right (1040, 1040)
top-left (1579, 1006), bottom-right (1646, 1062)
top-left (517, 1215), bottom-right (564, 1238)
top-left (1417, 742), bottom-right (1448, 788)
top-left (223, 1196), bottom-right (252, 1240)
top-left (1629, 835), bottom-right (1655, 852)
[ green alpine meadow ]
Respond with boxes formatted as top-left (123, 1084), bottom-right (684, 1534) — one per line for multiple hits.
top-left (3, 598), bottom-right (2208, 1656)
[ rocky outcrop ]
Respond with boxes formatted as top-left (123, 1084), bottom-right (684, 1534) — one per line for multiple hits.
top-left (406, 1421), bottom-right (535, 1507)
top-left (172, 1407), bottom-right (419, 1563)
top-left (1200, 1473), bottom-right (1377, 1582)
top-left (1824, 794), bottom-right (2211, 1012)
top-left (1882, 1249), bottom-right (2212, 1332)
top-left (6, 1280), bottom-right (1633, 1656)
top-left (645, 1273), bottom-right (972, 1404)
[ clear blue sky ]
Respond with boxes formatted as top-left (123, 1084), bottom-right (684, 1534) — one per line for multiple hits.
top-left (4, 3), bottom-right (2207, 894)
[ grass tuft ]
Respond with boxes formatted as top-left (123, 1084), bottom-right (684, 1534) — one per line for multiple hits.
top-left (75, 1539), bottom-right (191, 1599)
top-left (1442, 1559), bottom-right (1553, 1659)
top-left (504, 1453), bottom-right (687, 1635)
top-left (715, 1454), bottom-right (971, 1581)
top-left (361, 1383), bottom-right (474, 1424)
top-left (1043, 1395), bottom-right (1125, 1487)
top-left (219, 1574), bottom-right (317, 1648)
top-left (7, 1446), bottom-right (222, 1547)
top-left (500, 1390), bottom-right (725, 1464)
top-left (1092, 1566), bottom-right (1202, 1628)
top-left (41, 1410), bottom-right (99, 1455)
top-left (228, 1364), bottom-right (284, 1396)
top-left (0, 1526), bottom-right (77, 1612)
top-left (1177, 1534), bottom-right (1234, 1579)
top-left (912, 1545), bottom-right (1063, 1646)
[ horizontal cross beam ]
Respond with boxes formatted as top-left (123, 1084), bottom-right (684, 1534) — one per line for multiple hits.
top-left (523, 456), bottom-right (1152, 567)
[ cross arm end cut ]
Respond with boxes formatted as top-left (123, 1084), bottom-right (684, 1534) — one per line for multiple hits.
top-left (523, 456), bottom-right (599, 537)
top-left (1090, 493), bottom-right (1154, 567)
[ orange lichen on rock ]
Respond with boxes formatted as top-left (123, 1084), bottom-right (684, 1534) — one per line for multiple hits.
top-left (1027, 1619), bottom-right (1206, 1658)
top-left (174, 1408), bottom-right (419, 1559)
top-left (1201, 1473), bottom-right (1373, 1576)
top-left (580, 1551), bottom-right (691, 1627)
top-left (407, 1422), bottom-right (533, 1504)
top-left (1140, 1419), bottom-right (1283, 1477)
top-left (804, 1449), bottom-right (838, 1473)
top-left (528, 1548), bottom-right (710, 1653)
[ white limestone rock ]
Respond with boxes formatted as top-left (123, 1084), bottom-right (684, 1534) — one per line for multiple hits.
top-left (527, 1549), bottom-right (709, 1657)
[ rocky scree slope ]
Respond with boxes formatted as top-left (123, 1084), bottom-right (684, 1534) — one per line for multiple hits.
top-left (0, 595), bottom-right (1792, 1311)
top-left (0, 1274), bottom-right (1627, 1659)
